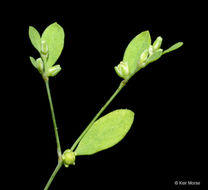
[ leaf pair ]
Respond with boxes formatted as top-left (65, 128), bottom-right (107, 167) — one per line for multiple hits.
top-left (29, 22), bottom-right (64, 75)
top-left (115, 31), bottom-right (183, 80)
top-left (74, 109), bottom-right (134, 156)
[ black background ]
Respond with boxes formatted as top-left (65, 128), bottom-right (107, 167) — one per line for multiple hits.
top-left (2, 2), bottom-right (207, 190)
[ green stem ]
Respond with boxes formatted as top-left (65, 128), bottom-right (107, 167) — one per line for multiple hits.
top-left (71, 80), bottom-right (127, 151)
top-left (43, 161), bottom-right (63, 190)
top-left (45, 79), bottom-right (62, 160)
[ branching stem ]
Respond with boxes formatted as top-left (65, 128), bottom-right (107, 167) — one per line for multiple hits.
top-left (43, 79), bottom-right (127, 190)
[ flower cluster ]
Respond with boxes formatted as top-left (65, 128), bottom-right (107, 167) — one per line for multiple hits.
top-left (29, 22), bottom-right (64, 80)
top-left (115, 35), bottom-right (163, 80)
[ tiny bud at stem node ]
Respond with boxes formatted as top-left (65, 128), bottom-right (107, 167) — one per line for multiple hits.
top-left (62, 149), bottom-right (76, 168)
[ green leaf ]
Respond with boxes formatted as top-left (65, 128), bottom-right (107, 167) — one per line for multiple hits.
top-left (75, 109), bottom-right (134, 156)
top-left (29, 26), bottom-right (41, 52)
top-left (163, 42), bottom-right (183, 55)
top-left (146, 49), bottom-right (163, 65)
top-left (29, 56), bottom-right (37, 68)
top-left (123, 31), bottom-right (151, 74)
top-left (41, 22), bottom-right (65, 67)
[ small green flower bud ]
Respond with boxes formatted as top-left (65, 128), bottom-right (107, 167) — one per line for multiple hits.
top-left (119, 62), bottom-right (129, 76)
top-left (153, 36), bottom-right (163, 51)
top-left (41, 40), bottom-right (49, 63)
top-left (149, 45), bottom-right (154, 56)
top-left (47, 65), bottom-right (62, 77)
top-left (62, 149), bottom-right (76, 167)
top-left (41, 40), bottom-right (49, 55)
top-left (114, 61), bottom-right (129, 79)
top-left (36, 58), bottom-right (44, 73)
top-left (138, 49), bottom-right (149, 68)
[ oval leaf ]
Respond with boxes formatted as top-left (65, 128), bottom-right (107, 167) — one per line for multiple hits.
top-left (41, 22), bottom-right (65, 67)
top-left (163, 42), bottom-right (183, 55)
top-left (75, 109), bottom-right (134, 156)
top-left (29, 26), bottom-right (41, 52)
top-left (123, 31), bottom-right (151, 74)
